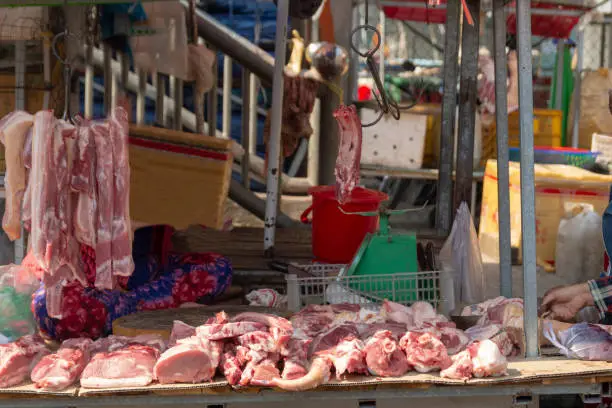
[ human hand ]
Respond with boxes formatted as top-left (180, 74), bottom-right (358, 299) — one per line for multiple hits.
top-left (540, 283), bottom-right (593, 322)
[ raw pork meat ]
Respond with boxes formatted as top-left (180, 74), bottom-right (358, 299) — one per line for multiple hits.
top-left (168, 320), bottom-right (196, 347)
top-left (0, 111), bottom-right (33, 241)
top-left (364, 330), bottom-right (410, 377)
top-left (381, 300), bottom-right (414, 327)
top-left (268, 357), bottom-right (331, 391)
top-left (333, 105), bottom-right (362, 203)
top-left (440, 350), bottom-right (473, 380)
top-left (0, 335), bottom-right (48, 388)
top-left (196, 321), bottom-right (267, 341)
top-left (400, 332), bottom-right (451, 373)
top-left (220, 343), bottom-right (243, 385)
top-left (545, 322), bottom-right (612, 361)
top-left (71, 122), bottom-right (97, 247)
top-left (281, 337), bottom-right (311, 380)
top-left (232, 312), bottom-right (293, 347)
top-left (92, 121), bottom-right (114, 290)
top-left (31, 338), bottom-right (92, 390)
top-left (465, 324), bottom-right (502, 342)
top-left (80, 344), bottom-right (160, 388)
top-left (154, 336), bottom-right (222, 384)
top-left (330, 337), bottom-right (367, 378)
top-left (470, 340), bottom-right (507, 378)
top-left (109, 108), bottom-right (134, 278)
top-left (291, 310), bottom-right (334, 337)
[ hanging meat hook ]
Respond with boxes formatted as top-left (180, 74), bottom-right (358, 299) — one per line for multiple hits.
top-left (350, 0), bottom-right (399, 127)
top-left (52, 29), bottom-right (79, 124)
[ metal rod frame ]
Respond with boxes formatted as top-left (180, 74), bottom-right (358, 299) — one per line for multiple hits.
top-left (493, 0), bottom-right (512, 298)
top-left (516, 0), bottom-right (539, 358)
top-left (435, 0), bottom-right (460, 235)
top-left (241, 68), bottom-right (251, 188)
top-left (263, 0), bottom-right (290, 255)
top-left (571, 28), bottom-right (584, 148)
top-left (454, 0), bottom-right (480, 214)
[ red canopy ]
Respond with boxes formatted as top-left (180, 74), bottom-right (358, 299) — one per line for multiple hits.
top-left (381, 1), bottom-right (588, 39)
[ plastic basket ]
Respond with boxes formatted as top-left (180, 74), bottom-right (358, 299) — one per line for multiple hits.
top-left (285, 265), bottom-right (441, 312)
top-left (508, 147), bottom-right (600, 167)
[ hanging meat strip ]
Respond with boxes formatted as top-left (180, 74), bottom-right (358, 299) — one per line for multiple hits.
top-left (0, 111), bottom-right (33, 241)
top-left (22, 127), bottom-right (32, 231)
top-left (333, 105), bottom-right (362, 203)
top-left (109, 107), bottom-right (134, 277)
top-left (92, 121), bottom-right (114, 290)
top-left (72, 122), bottom-right (97, 247)
top-left (29, 111), bottom-right (62, 272)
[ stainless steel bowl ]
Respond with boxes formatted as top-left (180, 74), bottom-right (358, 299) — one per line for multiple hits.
top-left (306, 42), bottom-right (349, 81)
top-left (450, 315), bottom-right (481, 331)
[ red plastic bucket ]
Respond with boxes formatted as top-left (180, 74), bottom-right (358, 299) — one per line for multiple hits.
top-left (301, 186), bottom-right (388, 264)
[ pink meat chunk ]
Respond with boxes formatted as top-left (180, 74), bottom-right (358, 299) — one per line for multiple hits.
top-left (220, 343), bottom-right (243, 385)
top-left (154, 337), bottom-right (222, 384)
top-left (333, 105), bottom-right (362, 203)
top-left (400, 332), bottom-right (451, 373)
top-left (31, 338), bottom-right (92, 390)
top-left (469, 340), bottom-right (508, 378)
top-left (281, 337), bottom-right (311, 380)
top-left (196, 322), bottom-right (267, 341)
top-left (363, 330), bottom-right (410, 377)
top-left (168, 320), bottom-right (196, 347)
top-left (0, 335), bottom-right (48, 388)
top-left (80, 344), bottom-right (160, 389)
top-left (440, 350), bottom-right (474, 380)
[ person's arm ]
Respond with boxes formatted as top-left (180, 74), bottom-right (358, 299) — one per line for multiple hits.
top-left (587, 275), bottom-right (612, 318)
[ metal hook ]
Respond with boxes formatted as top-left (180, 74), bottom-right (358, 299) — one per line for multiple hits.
top-left (349, 22), bottom-right (400, 127)
top-left (52, 30), bottom-right (79, 123)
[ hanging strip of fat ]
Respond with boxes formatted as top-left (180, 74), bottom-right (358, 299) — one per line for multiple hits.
top-left (72, 122), bottom-right (97, 247)
top-left (0, 111), bottom-right (33, 241)
top-left (109, 107), bottom-right (134, 277)
top-left (92, 121), bottom-right (114, 290)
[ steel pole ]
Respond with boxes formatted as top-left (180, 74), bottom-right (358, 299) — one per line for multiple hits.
top-left (435, 0), bottom-right (460, 235)
top-left (263, 0), bottom-right (290, 255)
top-left (454, 0), bottom-right (480, 213)
top-left (493, 0), bottom-right (512, 298)
top-left (516, 0), bottom-right (539, 358)
top-left (571, 29), bottom-right (584, 148)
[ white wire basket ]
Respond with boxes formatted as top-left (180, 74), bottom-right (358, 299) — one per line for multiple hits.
top-left (285, 263), bottom-right (442, 312)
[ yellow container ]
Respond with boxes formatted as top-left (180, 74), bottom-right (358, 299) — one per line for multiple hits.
top-left (479, 159), bottom-right (612, 265)
top-left (481, 109), bottom-right (563, 166)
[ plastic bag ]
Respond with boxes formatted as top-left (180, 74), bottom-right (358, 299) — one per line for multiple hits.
top-left (246, 289), bottom-right (287, 308)
top-left (544, 322), bottom-right (612, 361)
top-left (439, 202), bottom-right (485, 310)
top-left (555, 203), bottom-right (604, 284)
top-left (0, 264), bottom-right (39, 341)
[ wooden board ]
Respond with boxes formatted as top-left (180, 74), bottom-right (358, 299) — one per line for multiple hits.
top-left (112, 306), bottom-right (288, 339)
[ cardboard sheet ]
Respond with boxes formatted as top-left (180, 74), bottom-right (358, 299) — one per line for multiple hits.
top-left (2, 358), bottom-right (612, 398)
top-left (0, 381), bottom-right (77, 396)
top-left (77, 378), bottom-right (228, 396)
top-left (321, 357), bottom-right (612, 388)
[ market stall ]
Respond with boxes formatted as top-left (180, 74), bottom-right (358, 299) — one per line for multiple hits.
top-left (0, 0), bottom-right (611, 407)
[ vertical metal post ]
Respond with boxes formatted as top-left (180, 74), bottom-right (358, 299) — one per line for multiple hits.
top-left (379, 9), bottom-right (386, 84)
top-left (454, 0), bottom-right (480, 213)
top-left (207, 47), bottom-right (219, 136)
top-left (84, 44), bottom-right (94, 119)
top-left (308, 15), bottom-right (321, 185)
top-left (435, 0), bottom-right (460, 235)
top-left (263, 0), bottom-right (289, 255)
top-left (493, 0), bottom-right (512, 299)
top-left (571, 29), bottom-right (584, 148)
top-left (14, 42), bottom-right (25, 264)
top-left (103, 44), bottom-right (112, 114)
top-left (136, 69), bottom-right (146, 125)
top-left (222, 56), bottom-right (233, 139)
top-left (241, 69), bottom-right (251, 188)
top-left (554, 41), bottom-right (564, 110)
top-left (601, 25), bottom-right (607, 69)
top-left (248, 74), bottom-right (258, 155)
top-left (173, 77), bottom-right (184, 130)
top-left (155, 73), bottom-right (166, 126)
top-left (516, 0), bottom-right (539, 358)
